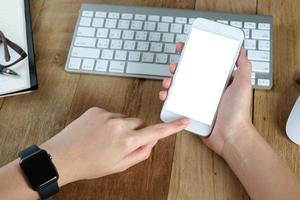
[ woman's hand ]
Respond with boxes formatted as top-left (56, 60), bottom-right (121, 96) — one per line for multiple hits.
top-left (159, 43), bottom-right (254, 156)
top-left (41, 108), bottom-right (190, 186)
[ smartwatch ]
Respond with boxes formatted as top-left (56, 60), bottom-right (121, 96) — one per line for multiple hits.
top-left (19, 145), bottom-right (59, 200)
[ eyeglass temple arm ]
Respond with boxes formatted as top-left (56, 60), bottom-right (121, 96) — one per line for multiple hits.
top-left (0, 31), bottom-right (11, 62)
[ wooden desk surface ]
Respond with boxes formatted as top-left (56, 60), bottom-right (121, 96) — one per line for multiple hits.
top-left (1, 0), bottom-right (300, 199)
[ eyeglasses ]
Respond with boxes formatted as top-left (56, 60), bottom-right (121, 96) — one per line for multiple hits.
top-left (0, 31), bottom-right (28, 75)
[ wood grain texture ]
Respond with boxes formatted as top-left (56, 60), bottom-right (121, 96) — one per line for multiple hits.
top-left (167, 1), bottom-right (257, 199)
top-left (254, 0), bottom-right (300, 178)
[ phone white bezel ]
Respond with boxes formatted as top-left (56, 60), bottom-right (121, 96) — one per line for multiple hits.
top-left (160, 18), bottom-right (244, 137)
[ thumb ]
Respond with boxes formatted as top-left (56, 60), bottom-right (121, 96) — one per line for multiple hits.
top-left (234, 48), bottom-right (252, 85)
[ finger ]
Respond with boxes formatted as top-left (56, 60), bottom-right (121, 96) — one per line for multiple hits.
top-left (133, 118), bottom-right (190, 146)
top-left (159, 90), bottom-right (168, 101)
top-left (162, 78), bottom-right (172, 89)
top-left (234, 48), bottom-right (252, 84)
top-left (176, 42), bottom-right (184, 53)
top-left (123, 118), bottom-right (145, 130)
top-left (169, 64), bottom-right (177, 74)
top-left (119, 140), bottom-right (158, 171)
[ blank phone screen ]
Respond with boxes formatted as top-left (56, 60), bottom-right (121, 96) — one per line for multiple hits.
top-left (165, 28), bottom-right (241, 126)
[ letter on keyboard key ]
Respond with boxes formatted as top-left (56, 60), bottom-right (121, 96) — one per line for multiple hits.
top-left (69, 58), bottom-right (81, 69)
top-left (115, 50), bottom-right (127, 60)
top-left (95, 60), bottom-right (109, 72)
top-left (251, 30), bottom-right (270, 40)
top-left (149, 32), bottom-right (161, 41)
top-left (77, 27), bottom-right (95, 37)
top-left (142, 53), bottom-right (154, 62)
top-left (82, 59), bottom-right (95, 71)
top-left (96, 28), bottom-right (109, 38)
top-left (122, 30), bottom-right (134, 40)
top-left (251, 61), bottom-right (270, 73)
top-left (164, 44), bottom-right (176, 53)
top-left (131, 20), bottom-right (143, 30)
top-left (109, 61), bottom-right (125, 73)
top-left (170, 24), bottom-right (182, 33)
top-left (124, 40), bottom-right (136, 50)
top-left (118, 20), bottom-right (130, 29)
top-left (92, 18), bottom-right (104, 27)
top-left (105, 19), bottom-right (117, 28)
top-left (110, 40), bottom-right (123, 49)
top-left (150, 43), bottom-right (163, 52)
top-left (162, 33), bottom-right (174, 43)
top-left (127, 62), bottom-right (171, 76)
top-left (101, 49), bottom-right (114, 60)
top-left (157, 23), bottom-right (169, 32)
top-left (72, 47), bottom-right (100, 58)
top-left (97, 39), bottom-right (110, 49)
top-left (75, 37), bottom-right (96, 47)
top-left (156, 54), bottom-right (168, 64)
top-left (144, 22), bottom-right (156, 31)
top-left (247, 50), bottom-right (270, 61)
top-left (128, 51), bottom-right (141, 61)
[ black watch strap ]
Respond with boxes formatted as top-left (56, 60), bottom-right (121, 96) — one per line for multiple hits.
top-left (39, 181), bottom-right (59, 200)
top-left (19, 145), bottom-right (59, 200)
top-left (19, 145), bottom-right (40, 158)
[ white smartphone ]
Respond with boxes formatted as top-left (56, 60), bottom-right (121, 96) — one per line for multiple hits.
top-left (160, 18), bottom-right (244, 137)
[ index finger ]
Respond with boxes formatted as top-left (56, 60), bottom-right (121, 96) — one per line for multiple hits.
top-left (133, 118), bottom-right (190, 146)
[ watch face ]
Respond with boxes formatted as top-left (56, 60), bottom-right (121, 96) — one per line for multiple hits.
top-left (20, 150), bottom-right (58, 190)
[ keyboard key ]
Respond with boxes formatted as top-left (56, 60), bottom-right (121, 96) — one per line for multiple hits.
top-left (131, 20), bottom-right (143, 30)
top-left (251, 72), bottom-right (256, 79)
top-left (155, 53), bottom-right (168, 64)
top-left (135, 14), bottom-right (146, 20)
top-left (150, 42), bottom-right (163, 52)
top-left (108, 12), bottom-right (120, 19)
top-left (230, 21), bottom-right (242, 28)
top-left (244, 39), bottom-right (256, 49)
top-left (247, 50), bottom-right (270, 61)
top-left (258, 40), bottom-right (270, 50)
top-left (82, 59), bottom-right (95, 70)
top-left (123, 40), bottom-right (136, 50)
top-left (77, 27), bottom-right (95, 37)
top-left (189, 18), bottom-right (196, 24)
top-left (80, 17), bottom-right (92, 26)
top-left (121, 13), bottom-right (133, 19)
top-left (251, 61), bottom-right (270, 73)
top-left (95, 60), bottom-right (109, 71)
top-left (142, 52), bottom-right (154, 62)
top-left (164, 44), bottom-right (176, 53)
top-left (101, 49), bottom-right (114, 59)
top-left (74, 37), bottom-right (96, 47)
top-left (126, 62), bottom-right (171, 76)
top-left (184, 24), bottom-right (192, 34)
top-left (115, 50), bottom-right (127, 60)
top-left (243, 29), bottom-right (250, 39)
top-left (144, 21), bottom-right (156, 31)
top-left (162, 16), bottom-right (173, 23)
top-left (82, 11), bottom-right (93, 17)
top-left (95, 11), bottom-right (107, 18)
top-left (96, 28), bottom-right (109, 38)
top-left (258, 23), bottom-right (270, 30)
top-left (157, 23), bottom-right (169, 32)
top-left (135, 31), bottom-right (148, 40)
top-left (148, 15), bottom-right (160, 21)
top-left (109, 29), bottom-right (122, 39)
top-left (175, 17), bottom-right (187, 24)
top-left (105, 19), bottom-right (117, 28)
top-left (162, 33), bottom-right (174, 43)
top-left (110, 39), bottom-right (123, 49)
top-left (122, 30), bottom-right (135, 40)
top-left (251, 30), bottom-right (270, 40)
top-left (92, 18), bottom-right (105, 27)
top-left (128, 51), bottom-right (141, 61)
top-left (109, 61), bottom-right (125, 73)
top-left (257, 79), bottom-right (270, 87)
top-left (149, 32), bottom-right (161, 41)
top-left (137, 41), bottom-right (149, 51)
top-left (118, 20), bottom-right (130, 29)
top-left (68, 58), bottom-right (81, 69)
top-left (72, 47), bottom-right (100, 58)
top-left (170, 54), bottom-right (180, 64)
top-left (97, 38), bottom-right (110, 48)
top-left (176, 34), bottom-right (188, 42)
top-left (170, 24), bottom-right (182, 33)
top-left (244, 22), bottom-right (256, 29)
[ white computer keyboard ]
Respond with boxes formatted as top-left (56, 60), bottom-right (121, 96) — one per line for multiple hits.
top-left (65, 4), bottom-right (273, 89)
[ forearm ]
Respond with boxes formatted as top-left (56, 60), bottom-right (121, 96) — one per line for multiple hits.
top-left (223, 125), bottom-right (300, 200)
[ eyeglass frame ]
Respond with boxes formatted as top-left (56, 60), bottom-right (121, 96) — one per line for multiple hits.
top-left (0, 31), bottom-right (28, 68)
